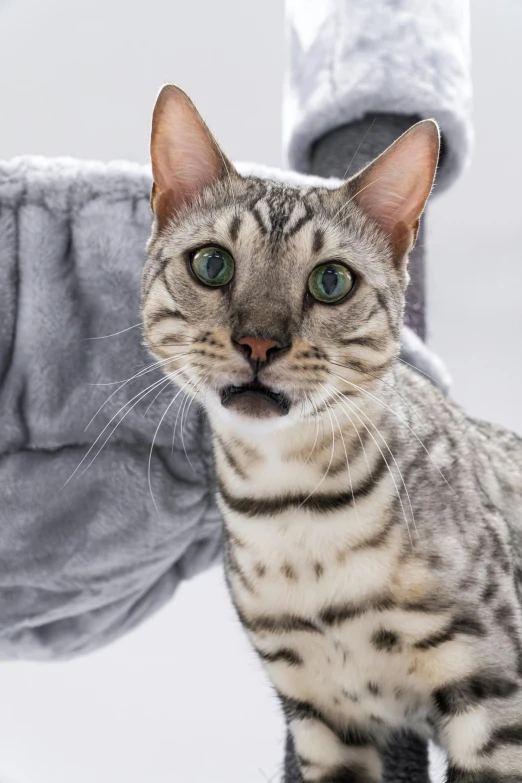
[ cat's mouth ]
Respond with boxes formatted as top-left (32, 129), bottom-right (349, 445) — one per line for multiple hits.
top-left (221, 380), bottom-right (291, 418)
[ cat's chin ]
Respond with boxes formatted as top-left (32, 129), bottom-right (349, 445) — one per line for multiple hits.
top-left (222, 393), bottom-right (287, 420)
top-left (220, 382), bottom-right (291, 420)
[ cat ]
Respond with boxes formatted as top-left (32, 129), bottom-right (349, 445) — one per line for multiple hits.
top-left (141, 84), bottom-right (522, 783)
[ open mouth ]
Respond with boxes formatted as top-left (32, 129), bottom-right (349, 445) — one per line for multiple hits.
top-left (221, 380), bottom-right (291, 418)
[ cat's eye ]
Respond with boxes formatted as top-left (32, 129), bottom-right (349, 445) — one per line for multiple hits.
top-left (308, 263), bottom-right (354, 304)
top-left (191, 246), bottom-right (235, 287)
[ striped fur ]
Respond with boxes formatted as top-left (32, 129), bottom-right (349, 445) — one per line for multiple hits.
top-left (142, 88), bottom-right (522, 782)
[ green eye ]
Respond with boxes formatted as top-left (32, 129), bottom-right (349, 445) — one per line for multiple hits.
top-left (308, 263), bottom-right (354, 303)
top-left (191, 246), bottom-right (234, 287)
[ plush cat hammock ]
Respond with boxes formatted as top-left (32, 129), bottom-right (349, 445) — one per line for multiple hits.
top-left (0, 156), bottom-right (450, 781)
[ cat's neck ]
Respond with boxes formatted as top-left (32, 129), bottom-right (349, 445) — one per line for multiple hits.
top-left (207, 394), bottom-right (384, 465)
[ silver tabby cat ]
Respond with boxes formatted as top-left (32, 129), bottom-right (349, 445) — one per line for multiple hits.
top-left (142, 85), bottom-right (522, 782)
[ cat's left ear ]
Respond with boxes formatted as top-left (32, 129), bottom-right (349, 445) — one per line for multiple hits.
top-left (150, 84), bottom-right (238, 228)
top-left (343, 119), bottom-right (440, 263)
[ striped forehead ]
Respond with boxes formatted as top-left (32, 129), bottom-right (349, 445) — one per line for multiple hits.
top-left (214, 181), bottom-right (392, 289)
top-left (214, 183), bottom-right (326, 252)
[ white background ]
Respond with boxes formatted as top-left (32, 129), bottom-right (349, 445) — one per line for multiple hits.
top-left (0, 0), bottom-right (520, 781)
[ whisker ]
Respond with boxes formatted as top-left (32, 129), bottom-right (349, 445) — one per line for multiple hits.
top-left (62, 372), bottom-right (177, 489)
top-left (148, 374), bottom-right (205, 512)
top-left (398, 357), bottom-right (442, 386)
top-left (82, 323), bottom-right (142, 341)
top-left (327, 385), bottom-right (414, 547)
top-left (297, 398), bottom-right (336, 509)
top-left (142, 376), bottom-right (172, 417)
top-left (148, 383), bottom-right (193, 514)
top-left (328, 369), bottom-right (454, 494)
top-left (171, 384), bottom-right (189, 457)
top-left (85, 352), bottom-right (192, 429)
top-left (331, 176), bottom-right (384, 227)
top-left (336, 389), bottom-right (418, 543)
top-left (156, 341), bottom-right (198, 349)
top-left (88, 357), bottom-right (169, 387)
top-left (293, 393), bottom-right (322, 479)
top-left (179, 371), bottom-right (208, 474)
top-left (329, 359), bottom-right (427, 431)
top-left (332, 392), bottom-right (413, 549)
top-left (321, 384), bottom-right (373, 477)
top-left (168, 367), bottom-right (209, 459)
top-left (88, 343), bottom-right (195, 386)
top-left (328, 400), bottom-right (363, 534)
top-left (80, 369), bottom-right (188, 477)
top-left (339, 118), bottom-right (376, 181)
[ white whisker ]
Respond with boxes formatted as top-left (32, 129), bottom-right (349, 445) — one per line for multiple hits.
top-left (339, 118), bottom-right (376, 181)
top-left (328, 386), bottom-right (414, 547)
top-left (82, 323), bottom-right (142, 340)
top-left (331, 176), bottom-right (384, 227)
top-left (328, 398), bottom-right (363, 534)
top-left (339, 390), bottom-right (418, 544)
top-left (62, 372), bottom-right (177, 489)
top-left (328, 370), bottom-right (454, 494)
top-left (79, 372), bottom-right (187, 479)
top-left (293, 393), bottom-right (322, 479)
top-left (330, 359), bottom-right (427, 432)
top-left (147, 383), bottom-right (192, 514)
top-left (398, 357), bottom-right (442, 386)
top-left (297, 399), bottom-right (336, 509)
top-left (142, 376), bottom-right (171, 417)
top-left (89, 344), bottom-right (195, 386)
top-left (325, 385), bottom-right (373, 478)
top-left (148, 373), bottom-right (206, 511)
top-left (179, 372), bottom-right (208, 474)
top-left (85, 352), bottom-right (192, 429)
top-left (88, 358), bottom-right (168, 388)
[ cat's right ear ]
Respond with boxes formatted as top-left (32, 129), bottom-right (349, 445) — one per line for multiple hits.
top-left (150, 84), bottom-right (237, 228)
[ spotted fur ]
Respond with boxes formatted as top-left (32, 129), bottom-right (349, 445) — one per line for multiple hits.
top-left (142, 86), bottom-right (522, 782)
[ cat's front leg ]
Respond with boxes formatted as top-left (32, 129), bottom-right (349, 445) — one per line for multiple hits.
top-left (287, 710), bottom-right (383, 783)
top-left (443, 731), bottom-right (522, 783)
top-left (435, 677), bottom-right (522, 782)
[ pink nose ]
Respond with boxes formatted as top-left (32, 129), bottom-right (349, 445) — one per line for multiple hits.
top-left (238, 337), bottom-right (280, 362)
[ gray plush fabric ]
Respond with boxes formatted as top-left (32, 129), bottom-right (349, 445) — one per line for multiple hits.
top-left (283, 0), bottom-right (473, 192)
top-left (0, 157), bottom-right (219, 657)
top-left (0, 156), bottom-right (449, 663)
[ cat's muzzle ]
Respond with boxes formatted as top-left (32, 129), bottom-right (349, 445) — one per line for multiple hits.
top-left (221, 380), bottom-right (291, 419)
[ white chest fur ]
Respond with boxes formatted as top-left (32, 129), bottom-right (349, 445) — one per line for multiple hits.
top-left (211, 410), bottom-right (461, 741)
top-left (223, 503), bottom-right (435, 737)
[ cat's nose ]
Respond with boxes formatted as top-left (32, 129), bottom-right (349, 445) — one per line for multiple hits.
top-left (233, 336), bottom-right (290, 366)
top-left (237, 337), bottom-right (279, 362)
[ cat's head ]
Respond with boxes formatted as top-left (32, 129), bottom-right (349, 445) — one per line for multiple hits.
top-left (142, 85), bottom-right (439, 433)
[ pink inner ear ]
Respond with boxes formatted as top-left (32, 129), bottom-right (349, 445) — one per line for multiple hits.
top-left (354, 122), bottom-right (440, 236)
top-left (151, 85), bottom-right (229, 214)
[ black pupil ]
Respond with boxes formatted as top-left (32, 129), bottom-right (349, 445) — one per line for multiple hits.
top-left (322, 269), bottom-right (339, 296)
top-left (206, 252), bottom-right (225, 280)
